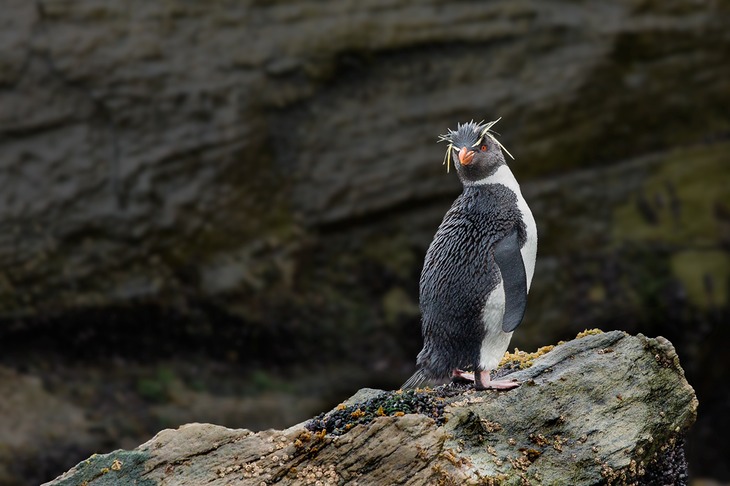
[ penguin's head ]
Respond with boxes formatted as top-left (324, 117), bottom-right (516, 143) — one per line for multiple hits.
top-left (438, 119), bottom-right (514, 184)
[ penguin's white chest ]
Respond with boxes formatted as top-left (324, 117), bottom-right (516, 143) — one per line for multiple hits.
top-left (517, 194), bottom-right (538, 291)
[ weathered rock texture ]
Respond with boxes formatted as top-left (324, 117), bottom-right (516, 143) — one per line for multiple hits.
top-left (44, 332), bottom-right (698, 485)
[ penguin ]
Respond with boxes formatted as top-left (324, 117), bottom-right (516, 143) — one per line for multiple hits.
top-left (403, 118), bottom-right (537, 391)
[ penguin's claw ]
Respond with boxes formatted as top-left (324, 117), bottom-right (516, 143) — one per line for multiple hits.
top-left (476, 379), bottom-right (520, 391)
top-left (474, 371), bottom-right (520, 391)
top-left (451, 369), bottom-right (519, 390)
top-left (452, 369), bottom-right (475, 383)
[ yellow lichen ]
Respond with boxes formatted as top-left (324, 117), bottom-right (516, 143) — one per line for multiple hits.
top-left (499, 344), bottom-right (555, 369)
top-left (576, 328), bottom-right (604, 339)
top-left (498, 329), bottom-right (604, 369)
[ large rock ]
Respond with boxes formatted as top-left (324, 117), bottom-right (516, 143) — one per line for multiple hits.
top-left (43, 332), bottom-right (698, 485)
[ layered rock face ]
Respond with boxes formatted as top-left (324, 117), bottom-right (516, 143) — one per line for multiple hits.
top-left (44, 332), bottom-right (698, 485)
top-left (1, 1), bottom-right (727, 326)
top-left (1, 0), bottom-right (728, 484)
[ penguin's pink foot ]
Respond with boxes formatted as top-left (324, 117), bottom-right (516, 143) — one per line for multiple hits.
top-left (452, 369), bottom-right (475, 383)
top-left (474, 370), bottom-right (519, 391)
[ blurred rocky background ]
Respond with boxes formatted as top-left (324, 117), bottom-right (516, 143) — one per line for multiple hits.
top-left (0, 1), bottom-right (728, 485)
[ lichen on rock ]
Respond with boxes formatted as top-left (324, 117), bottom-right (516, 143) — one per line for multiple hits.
top-left (43, 331), bottom-right (698, 485)
top-left (498, 328), bottom-right (604, 371)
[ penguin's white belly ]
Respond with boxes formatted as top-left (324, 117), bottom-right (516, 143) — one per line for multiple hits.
top-left (472, 165), bottom-right (538, 371)
top-left (478, 276), bottom-right (512, 371)
top-left (477, 202), bottom-right (536, 370)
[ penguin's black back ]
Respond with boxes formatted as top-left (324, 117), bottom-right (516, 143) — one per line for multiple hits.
top-left (417, 184), bottom-right (526, 379)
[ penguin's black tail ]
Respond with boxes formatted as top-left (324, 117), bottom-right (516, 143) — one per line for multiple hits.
top-left (401, 369), bottom-right (428, 390)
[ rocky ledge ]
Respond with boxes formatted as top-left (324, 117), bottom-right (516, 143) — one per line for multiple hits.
top-left (44, 331), bottom-right (698, 485)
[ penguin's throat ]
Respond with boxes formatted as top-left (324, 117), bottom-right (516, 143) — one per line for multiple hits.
top-left (465, 165), bottom-right (521, 193)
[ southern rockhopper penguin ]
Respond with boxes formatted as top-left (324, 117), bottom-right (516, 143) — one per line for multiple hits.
top-left (403, 119), bottom-right (537, 391)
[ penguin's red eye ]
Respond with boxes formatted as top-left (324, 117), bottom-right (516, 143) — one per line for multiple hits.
top-left (480, 145), bottom-right (488, 152)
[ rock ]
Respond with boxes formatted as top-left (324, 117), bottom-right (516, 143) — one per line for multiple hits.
top-left (43, 332), bottom-right (698, 485)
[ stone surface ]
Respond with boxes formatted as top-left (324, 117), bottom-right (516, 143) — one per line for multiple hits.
top-left (43, 332), bottom-right (698, 485)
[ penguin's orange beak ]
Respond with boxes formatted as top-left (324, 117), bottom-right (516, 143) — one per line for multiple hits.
top-left (458, 147), bottom-right (475, 166)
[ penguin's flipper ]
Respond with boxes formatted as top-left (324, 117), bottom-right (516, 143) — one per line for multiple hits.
top-left (493, 229), bottom-right (527, 332)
